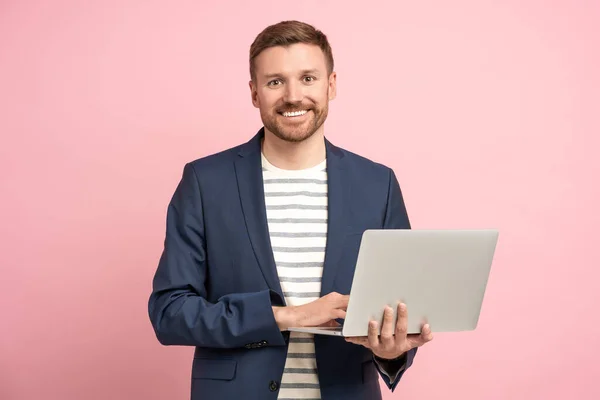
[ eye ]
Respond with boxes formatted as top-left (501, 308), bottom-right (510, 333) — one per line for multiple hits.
top-left (267, 79), bottom-right (282, 87)
top-left (303, 76), bottom-right (316, 83)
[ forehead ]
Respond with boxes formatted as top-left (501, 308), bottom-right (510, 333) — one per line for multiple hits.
top-left (254, 43), bottom-right (328, 77)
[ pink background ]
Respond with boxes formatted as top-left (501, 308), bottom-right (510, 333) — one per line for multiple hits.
top-left (1, 1), bottom-right (599, 399)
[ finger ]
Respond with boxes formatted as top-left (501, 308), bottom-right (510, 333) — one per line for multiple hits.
top-left (338, 294), bottom-right (350, 309)
top-left (368, 321), bottom-right (380, 348)
top-left (380, 306), bottom-right (395, 346)
top-left (332, 309), bottom-right (347, 320)
top-left (421, 323), bottom-right (434, 342)
top-left (395, 302), bottom-right (408, 339)
top-left (406, 333), bottom-right (425, 349)
top-left (406, 324), bottom-right (433, 348)
top-left (327, 292), bottom-right (350, 310)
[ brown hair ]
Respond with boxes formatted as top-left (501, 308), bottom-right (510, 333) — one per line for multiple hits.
top-left (249, 20), bottom-right (334, 81)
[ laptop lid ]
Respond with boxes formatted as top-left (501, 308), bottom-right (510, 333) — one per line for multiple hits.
top-left (340, 229), bottom-right (499, 336)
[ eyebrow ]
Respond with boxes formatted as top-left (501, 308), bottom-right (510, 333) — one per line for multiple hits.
top-left (262, 69), bottom-right (321, 79)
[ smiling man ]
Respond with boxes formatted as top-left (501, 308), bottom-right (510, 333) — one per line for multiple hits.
top-left (149, 20), bottom-right (432, 400)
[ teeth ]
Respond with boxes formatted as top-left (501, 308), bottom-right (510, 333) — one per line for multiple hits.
top-left (282, 110), bottom-right (308, 117)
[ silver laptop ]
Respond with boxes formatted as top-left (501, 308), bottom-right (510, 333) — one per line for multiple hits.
top-left (288, 229), bottom-right (499, 337)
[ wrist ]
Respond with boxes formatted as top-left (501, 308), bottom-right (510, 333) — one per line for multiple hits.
top-left (272, 306), bottom-right (296, 331)
top-left (374, 351), bottom-right (406, 362)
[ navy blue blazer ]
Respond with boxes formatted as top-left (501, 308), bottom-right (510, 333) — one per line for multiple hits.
top-left (148, 128), bottom-right (417, 400)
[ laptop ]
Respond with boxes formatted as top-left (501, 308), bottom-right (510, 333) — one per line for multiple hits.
top-left (288, 229), bottom-right (499, 337)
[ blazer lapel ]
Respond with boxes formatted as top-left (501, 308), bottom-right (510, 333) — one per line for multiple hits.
top-left (320, 139), bottom-right (349, 296)
top-left (234, 130), bottom-right (349, 300)
top-left (234, 129), bottom-right (284, 301)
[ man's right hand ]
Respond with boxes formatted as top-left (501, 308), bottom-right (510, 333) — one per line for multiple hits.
top-left (272, 292), bottom-right (349, 331)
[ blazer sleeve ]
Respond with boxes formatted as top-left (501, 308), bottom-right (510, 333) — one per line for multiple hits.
top-left (373, 167), bottom-right (419, 392)
top-left (148, 163), bottom-right (286, 349)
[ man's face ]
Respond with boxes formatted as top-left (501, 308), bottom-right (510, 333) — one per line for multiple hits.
top-left (250, 43), bottom-right (336, 143)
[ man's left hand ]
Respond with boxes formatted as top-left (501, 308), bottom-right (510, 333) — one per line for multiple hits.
top-left (345, 302), bottom-right (433, 360)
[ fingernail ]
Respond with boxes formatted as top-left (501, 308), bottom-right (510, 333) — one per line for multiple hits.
top-left (399, 303), bottom-right (406, 311)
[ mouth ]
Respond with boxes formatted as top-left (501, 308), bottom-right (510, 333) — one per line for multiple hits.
top-left (278, 109), bottom-right (310, 118)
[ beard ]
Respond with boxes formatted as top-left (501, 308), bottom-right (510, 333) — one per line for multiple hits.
top-left (261, 101), bottom-right (329, 143)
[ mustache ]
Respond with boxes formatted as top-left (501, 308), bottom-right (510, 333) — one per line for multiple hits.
top-left (276, 103), bottom-right (314, 113)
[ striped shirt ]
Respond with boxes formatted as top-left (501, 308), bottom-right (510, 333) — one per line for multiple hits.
top-left (262, 152), bottom-right (327, 400)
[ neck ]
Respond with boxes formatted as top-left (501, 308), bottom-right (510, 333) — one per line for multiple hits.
top-left (261, 128), bottom-right (326, 170)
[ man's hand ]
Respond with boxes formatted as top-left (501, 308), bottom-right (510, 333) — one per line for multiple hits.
top-left (272, 292), bottom-right (349, 331)
top-left (345, 302), bottom-right (433, 360)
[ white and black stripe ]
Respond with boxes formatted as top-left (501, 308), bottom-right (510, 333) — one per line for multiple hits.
top-left (262, 153), bottom-right (327, 400)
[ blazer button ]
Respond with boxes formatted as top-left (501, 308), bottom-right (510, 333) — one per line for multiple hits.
top-left (269, 380), bottom-right (278, 392)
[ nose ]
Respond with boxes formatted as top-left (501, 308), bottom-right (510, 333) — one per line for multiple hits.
top-left (283, 80), bottom-right (303, 104)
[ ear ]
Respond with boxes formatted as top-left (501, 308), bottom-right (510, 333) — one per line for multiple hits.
top-left (249, 80), bottom-right (260, 108)
top-left (328, 71), bottom-right (337, 101)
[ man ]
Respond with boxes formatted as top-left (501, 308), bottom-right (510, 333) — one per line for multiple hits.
top-left (148, 20), bottom-right (433, 400)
